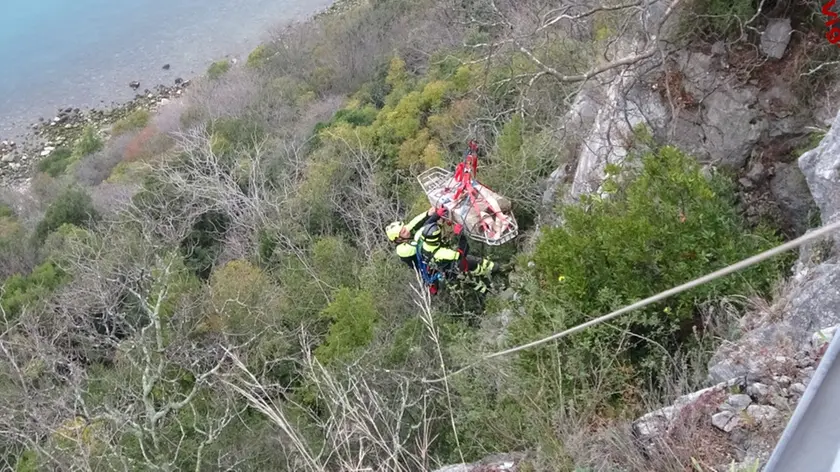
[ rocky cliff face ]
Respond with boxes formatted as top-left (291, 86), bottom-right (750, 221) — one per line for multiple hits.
top-left (543, 12), bottom-right (821, 238)
top-left (630, 107), bottom-right (840, 470)
top-left (800, 111), bottom-right (840, 230)
top-left (439, 1), bottom-right (837, 468)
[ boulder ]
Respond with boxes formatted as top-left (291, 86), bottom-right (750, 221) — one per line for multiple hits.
top-left (721, 394), bottom-right (752, 412)
top-left (773, 375), bottom-right (792, 387)
top-left (698, 85), bottom-right (764, 169)
top-left (786, 262), bottom-right (840, 341)
top-left (745, 404), bottom-right (780, 424)
top-left (1, 154), bottom-right (15, 163)
top-left (665, 50), bottom-right (765, 169)
top-left (739, 177), bottom-right (754, 190)
top-left (811, 324), bottom-right (839, 350)
top-left (129, 81), bottom-right (141, 90)
top-left (759, 80), bottom-right (807, 137)
top-left (769, 163), bottom-right (818, 236)
top-left (746, 162), bottom-right (766, 183)
top-left (568, 44), bottom-right (668, 199)
top-left (542, 85), bottom-right (600, 206)
top-left (799, 111), bottom-right (840, 226)
top-left (747, 382), bottom-right (772, 402)
top-left (162, 64), bottom-right (171, 70)
top-left (709, 260), bottom-right (840, 386)
top-left (760, 19), bottom-right (793, 59)
top-left (712, 410), bottom-right (739, 432)
top-left (633, 382), bottom-right (732, 440)
top-left (707, 323), bottom-right (800, 384)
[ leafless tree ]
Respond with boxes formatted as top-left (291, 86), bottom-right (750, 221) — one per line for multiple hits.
top-left (222, 342), bottom-right (448, 471)
top-left (0, 218), bottom-right (261, 471)
top-left (323, 132), bottom-right (402, 259)
top-left (124, 124), bottom-right (273, 250)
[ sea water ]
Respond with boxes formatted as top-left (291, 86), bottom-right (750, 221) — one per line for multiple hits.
top-left (0, 0), bottom-right (333, 137)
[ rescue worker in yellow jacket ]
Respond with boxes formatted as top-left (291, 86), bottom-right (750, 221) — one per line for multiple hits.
top-left (417, 222), bottom-right (496, 276)
top-left (385, 207), bottom-right (439, 270)
top-left (385, 208), bottom-right (498, 292)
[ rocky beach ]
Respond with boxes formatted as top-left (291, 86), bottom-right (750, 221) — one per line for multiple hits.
top-left (0, 78), bottom-right (192, 185)
top-left (0, 0), bottom-right (364, 187)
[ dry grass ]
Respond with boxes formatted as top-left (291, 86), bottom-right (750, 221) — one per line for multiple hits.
top-left (656, 68), bottom-right (700, 110)
top-left (740, 277), bottom-right (797, 332)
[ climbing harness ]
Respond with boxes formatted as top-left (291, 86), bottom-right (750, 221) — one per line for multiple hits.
top-left (415, 241), bottom-right (443, 295)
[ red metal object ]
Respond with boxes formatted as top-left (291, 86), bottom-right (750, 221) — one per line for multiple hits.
top-left (419, 140), bottom-right (519, 245)
top-left (824, 0), bottom-right (840, 44)
top-left (449, 141), bottom-right (511, 239)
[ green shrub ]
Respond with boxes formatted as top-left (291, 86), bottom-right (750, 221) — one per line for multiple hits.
top-left (246, 44), bottom-right (271, 68)
top-left (312, 237), bottom-right (359, 289)
top-left (0, 202), bottom-right (14, 219)
top-left (0, 215), bottom-right (35, 279)
top-left (333, 105), bottom-right (379, 128)
top-left (112, 109), bottom-right (151, 135)
top-left (36, 147), bottom-right (74, 177)
top-left (209, 118), bottom-right (265, 156)
top-left (496, 115), bottom-right (524, 158)
top-left (14, 450), bottom-right (38, 472)
top-left (106, 161), bottom-right (145, 184)
top-left (482, 122), bottom-right (559, 226)
top-left (73, 126), bottom-right (104, 158)
top-left (36, 127), bottom-right (104, 177)
top-left (208, 260), bottom-right (280, 335)
top-left (312, 105), bottom-right (379, 144)
top-left (314, 288), bottom-right (378, 365)
top-left (518, 145), bottom-right (787, 399)
top-left (294, 157), bottom-right (343, 235)
top-left (34, 188), bottom-right (99, 242)
top-left (1, 261), bottom-right (66, 318)
top-left (691, 0), bottom-right (756, 39)
top-left (420, 80), bottom-right (452, 110)
top-left (180, 211), bottom-right (229, 280)
top-left (207, 60), bottom-right (231, 80)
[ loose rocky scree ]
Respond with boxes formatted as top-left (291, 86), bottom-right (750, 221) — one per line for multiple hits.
top-left (0, 80), bottom-right (191, 185)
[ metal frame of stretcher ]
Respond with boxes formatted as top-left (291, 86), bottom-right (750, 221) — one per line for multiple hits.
top-left (417, 166), bottom-right (519, 246)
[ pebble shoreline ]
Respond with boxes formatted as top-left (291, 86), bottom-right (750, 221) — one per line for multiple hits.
top-left (0, 79), bottom-right (192, 186)
top-left (0, 0), bottom-right (362, 187)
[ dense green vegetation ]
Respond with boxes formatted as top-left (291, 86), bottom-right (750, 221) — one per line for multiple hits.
top-left (1, 0), bottom-right (831, 470)
top-left (207, 59), bottom-right (232, 80)
top-left (111, 109), bottom-right (151, 135)
top-left (35, 147), bottom-right (73, 177)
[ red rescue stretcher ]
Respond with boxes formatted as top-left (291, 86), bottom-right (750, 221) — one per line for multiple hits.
top-left (417, 141), bottom-right (519, 246)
